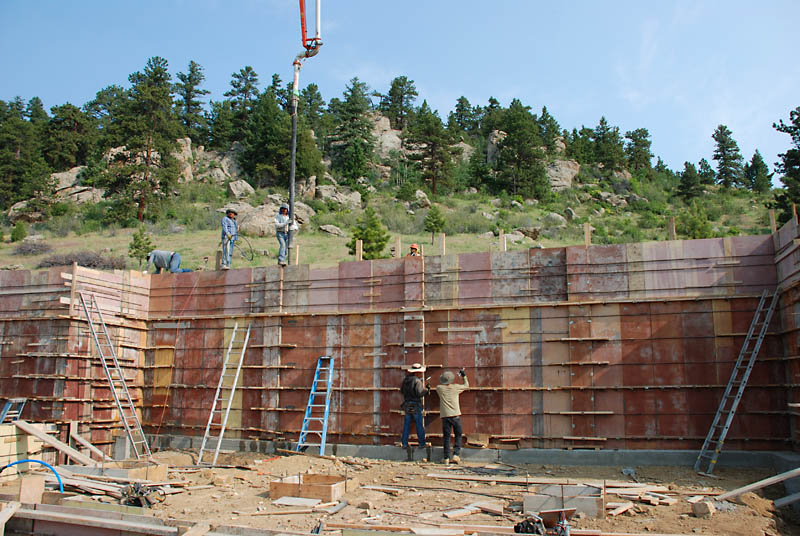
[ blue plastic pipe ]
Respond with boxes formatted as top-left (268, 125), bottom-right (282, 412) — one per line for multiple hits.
top-left (0, 459), bottom-right (63, 493)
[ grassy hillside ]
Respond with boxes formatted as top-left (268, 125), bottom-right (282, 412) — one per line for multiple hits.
top-left (0, 180), bottom-right (774, 272)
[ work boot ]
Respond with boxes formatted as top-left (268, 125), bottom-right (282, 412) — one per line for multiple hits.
top-left (451, 455), bottom-right (460, 464)
top-left (406, 446), bottom-right (413, 461)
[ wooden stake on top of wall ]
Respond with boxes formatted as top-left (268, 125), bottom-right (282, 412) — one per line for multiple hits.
top-left (355, 240), bottom-right (363, 261)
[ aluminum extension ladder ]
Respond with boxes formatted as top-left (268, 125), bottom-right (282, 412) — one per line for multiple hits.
top-left (0, 398), bottom-right (27, 423)
top-left (79, 293), bottom-right (151, 459)
top-left (694, 288), bottom-right (780, 475)
top-left (296, 356), bottom-right (334, 455)
top-left (198, 322), bottom-right (251, 465)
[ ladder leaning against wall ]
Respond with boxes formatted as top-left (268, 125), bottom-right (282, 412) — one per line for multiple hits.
top-left (198, 322), bottom-right (251, 465)
top-left (694, 288), bottom-right (780, 475)
top-left (79, 292), bottom-right (151, 459)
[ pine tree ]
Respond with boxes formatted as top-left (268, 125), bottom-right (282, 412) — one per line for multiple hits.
top-left (424, 205), bottom-right (445, 244)
top-left (329, 77), bottom-right (375, 182)
top-left (593, 116), bottom-right (625, 171)
top-left (712, 124), bottom-right (744, 188)
top-left (128, 226), bottom-right (154, 267)
top-left (377, 76), bottom-right (418, 130)
top-left (495, 99), bottom-right (548, 199)
top-left (447, 96), bottom-right (478, 136)
top-left (537, 106), bottom-right (561, 153)
top-left (10, 222), bottom-right (27, 242)
top-left (100, 56), bottom-right (182, 221)
top-left (206, 100), bottom-right (236, 150)
top-left (347, 207), bottom-right (390, 260)
top-left (224, 66), bottom-right (259, 137)
top-left (403, 100), bottom-right (460, 195)
top-left (174, 60), bottom-right (210, 144)
top-left (83, 85), bottom-right (127, 149)
top-left (743, 150), bottom-right (772, 193)
top-left (677, 162), bottom-right (703, 200)
top-left (624, 128), bottom-right (653, 171)
top-left (44, 103), bottom-right (97, 170)
top-left (698, 158), bottom-right (716, 185)
top-left (773, 107), bottom-right (800, 222)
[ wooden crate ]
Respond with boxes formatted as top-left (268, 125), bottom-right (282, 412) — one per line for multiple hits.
top-left (269, 473), bottom-right (352, 502)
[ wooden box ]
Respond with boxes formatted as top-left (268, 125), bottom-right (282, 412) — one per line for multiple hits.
top-left (269, 473), bottom-right (352, 502)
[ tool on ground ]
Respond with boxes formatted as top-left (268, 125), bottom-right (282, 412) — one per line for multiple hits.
top-left (199, 322), bottom-right (252, 465)
top-left (120, 482), bottom-right (165, 507)
top-left (0, 398), bottom-right (27, 423)
top-left (694, 287), bottom-right (780, 475)
top-left (79, 293), bottom-right (151, 459)
top-left (288, 0), bottom-right (323, 258)
top-left (554, 510), bottom-right (571, 536)
top-left (296, 356), bottom-right (334, 454)
top-left (514, 514), bottom-right (545, 534)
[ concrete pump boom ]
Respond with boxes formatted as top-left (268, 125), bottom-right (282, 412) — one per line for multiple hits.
top-left (288, 0), bottom-right (322, 260)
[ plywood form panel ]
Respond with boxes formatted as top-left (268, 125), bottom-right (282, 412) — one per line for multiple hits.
top-left (425, 254), bottom-right (459, 307)
top-left (373, 258), bottom-right (405, 309)
top-left (529, 247), bottom-right (567, 302)
top-left (491, 249), bottom-right (529, 304)
top-left (457, 252), bottom-right (491, 306)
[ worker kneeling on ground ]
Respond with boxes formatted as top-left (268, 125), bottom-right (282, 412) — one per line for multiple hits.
top-left (436, 368), bottom-right (468, 464)
top-left (145, 250), bottom-right (191, 274)
top-left (400, 363), bottom-right (430, 461)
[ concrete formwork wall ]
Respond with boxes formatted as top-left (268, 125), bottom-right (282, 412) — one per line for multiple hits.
top-left (140, 234), bottom-right (790, 450)
top-left (0, 265), bottom-right (149, 455)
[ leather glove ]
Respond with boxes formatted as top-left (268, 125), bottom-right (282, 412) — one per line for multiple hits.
top-left (459, 368), bottom-right (466, 378)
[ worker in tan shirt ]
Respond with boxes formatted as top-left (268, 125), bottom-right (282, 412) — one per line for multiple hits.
top-left (435, 368), bottom-right (469, 464)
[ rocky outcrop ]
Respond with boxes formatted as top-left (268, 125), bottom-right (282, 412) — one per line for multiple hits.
top-left (319, 224), bottom-right (346, 237)
top-left (315, 184), bottom-right (361, 208)
top-left (298, 174), bottom-right (317, 199)
top-left (371, 113), bottom-right (402, 160)
top-left (52, 167), bottom-right (84, 190)
top-left (227, 179), bottom-right (254, 199)
top-left (487, 130), bottom-right (507, 164)
top-left (546, 159), bottom-right (581, 191)
top-left (413, 190), bottom-right (431, 209)
top-left (544, 212), bottom-right (568, 227)
top-left (454, 141), bottom-right (474, 163)
top-left (173, 137), bottom-right (193, 183)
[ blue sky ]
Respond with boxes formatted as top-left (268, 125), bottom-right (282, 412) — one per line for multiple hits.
top-left (1, 0), bottom-right (797, 180)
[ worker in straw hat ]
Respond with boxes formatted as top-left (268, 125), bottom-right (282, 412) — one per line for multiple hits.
top-left (435, 367), bottom-right (469, 464)
top-left (400, 363), bottom-right (430, 461)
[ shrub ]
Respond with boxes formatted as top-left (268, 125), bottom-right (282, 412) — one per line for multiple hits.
top-left (13, 242), bottom-right (53, 256)
top-left (128, 227), bottom-right (154, 268)
top-left (10, 222), bottom-right (27, 242)
top-left (37, 251), bottom-right (127, 270)
top-left (346, 207), bottom-right (390, 259)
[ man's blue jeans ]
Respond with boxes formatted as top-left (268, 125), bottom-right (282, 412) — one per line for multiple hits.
top-left (401, 402), bottom-right (425, 448)
top-left (277, 231), bottom-right (289, 265)
top-left (222, 238), bottom-right (235, 268)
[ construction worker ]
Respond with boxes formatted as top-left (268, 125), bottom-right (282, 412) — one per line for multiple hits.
top-left (435, 368), bottom-right (468, 464)
top-left (400, 363), bottom-right (430, 461)
top-left (220, 208), bottom-right (238, 270)
top-left (407, 243), bottom-right (421, 257)
top-left (274, 204), bottom-right (298, 266)
top-left (145, 250), bottom-right (191, 274)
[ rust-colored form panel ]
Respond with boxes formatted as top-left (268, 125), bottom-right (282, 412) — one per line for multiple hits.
top-left (1, 222), bottom-right (797, 454)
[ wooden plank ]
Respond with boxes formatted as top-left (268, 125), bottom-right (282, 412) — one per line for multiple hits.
top-left (183, 522), bottom-right (211, 536)
top-left (13, 421), bottom-right (95, 466)
top-left (0, 501), bottom-right (21, 536)
top-left (18, 476), bottom-right (45, 504)
top-left (70, 432), bottom-right (113, 462)
top-left (273, 496), bottom-right (320, 507)
top-left (774, 491), bottom-right (800, 508)
top-left (361, 485), bottom-right (403, 496)
top-left (716, 467), bottom-right (800, 501)
top-left (607, 501), bottom-right (634, 516)
top-left (14, 506), bottom-right (175, 535)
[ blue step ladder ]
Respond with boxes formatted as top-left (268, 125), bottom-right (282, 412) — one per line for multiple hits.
top-left (0, 398), bottom-right (27, 423)
top-left (296, 356), bottom-right (334, 455)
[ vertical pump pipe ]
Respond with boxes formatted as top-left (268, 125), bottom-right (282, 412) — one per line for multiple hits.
top-left (288, 0), bottom-right (322, 259)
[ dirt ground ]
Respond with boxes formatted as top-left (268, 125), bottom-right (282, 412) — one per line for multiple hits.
top-left (144, 450), bottom-right (796, 536)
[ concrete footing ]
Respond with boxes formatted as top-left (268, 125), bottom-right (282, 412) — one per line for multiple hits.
top-left (147, 434), bottom-right (797, 469)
